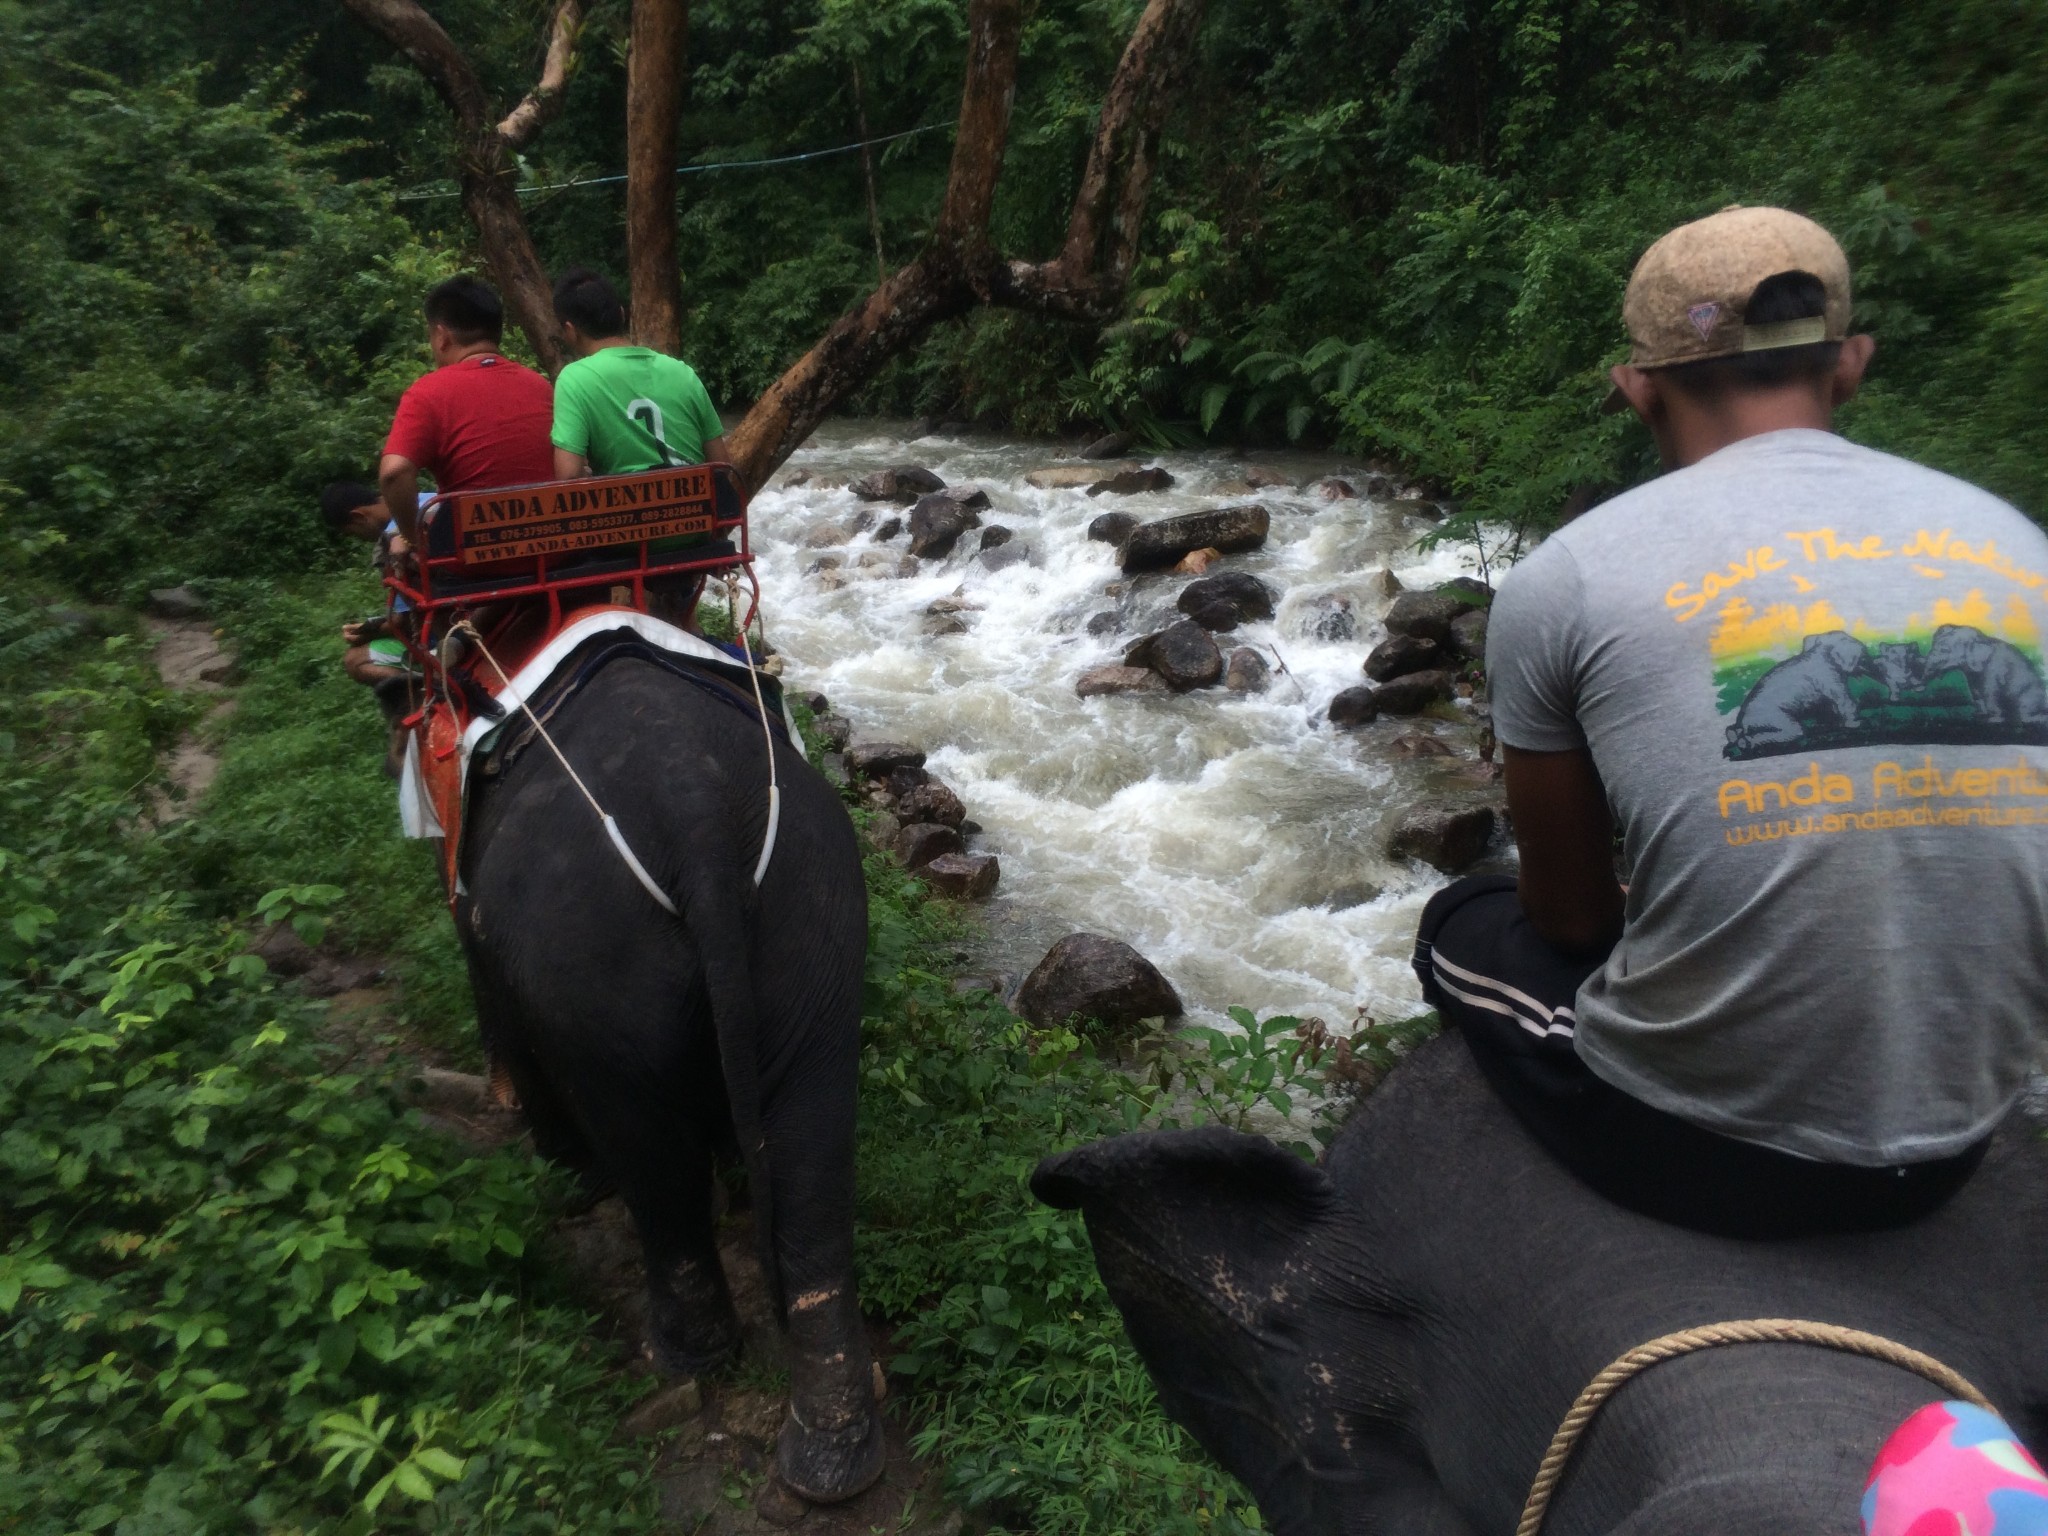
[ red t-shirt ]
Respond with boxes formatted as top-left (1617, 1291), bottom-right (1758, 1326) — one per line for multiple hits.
top-left (383, 354), bottom-right (554, 492)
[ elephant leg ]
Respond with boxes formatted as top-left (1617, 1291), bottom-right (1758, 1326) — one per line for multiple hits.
top-left (608, 1104), bottom-right (743, 1376)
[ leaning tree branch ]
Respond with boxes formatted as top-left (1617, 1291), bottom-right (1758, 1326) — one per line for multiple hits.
top-left (340, 0), bottom-right (578, 372)
top-left (722, 0), bottom-right (1205, 492)
top-left (497, 0), bottom-right (584, 148)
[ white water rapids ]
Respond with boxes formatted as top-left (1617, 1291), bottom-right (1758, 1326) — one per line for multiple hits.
top-left (749, 422), bottom-right (1503, 1030)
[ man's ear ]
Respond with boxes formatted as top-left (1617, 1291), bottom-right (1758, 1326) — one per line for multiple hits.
top-left (1608, 363), bottom-right (1664, 425)
top-left (1831, 334), bottom-right (1876, 407)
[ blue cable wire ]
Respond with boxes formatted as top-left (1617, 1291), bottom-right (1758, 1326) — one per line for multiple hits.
top-left (393, 122), bottom-right (947, 203)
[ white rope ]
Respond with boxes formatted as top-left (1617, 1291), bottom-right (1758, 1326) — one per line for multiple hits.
top-left (723, 571), bottom-right (783, 887)
top-left (453, 622), bottom-right (680, 916)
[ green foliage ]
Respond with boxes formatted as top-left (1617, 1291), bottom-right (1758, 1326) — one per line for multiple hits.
top-left (0, 592), bottom-right (649, 1529)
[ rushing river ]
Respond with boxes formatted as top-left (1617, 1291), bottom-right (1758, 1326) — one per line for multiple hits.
top-left (749, 421), bottom-right (1502, 1030)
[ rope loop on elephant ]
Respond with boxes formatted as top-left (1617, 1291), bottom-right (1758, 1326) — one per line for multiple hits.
top-left (721, 568), bottom-right (781, 888)
top-left (1517, 1317), bottom-right (1994, 1536)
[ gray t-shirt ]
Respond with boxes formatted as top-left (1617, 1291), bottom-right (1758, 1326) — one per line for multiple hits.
top-left (1489, 428), bottom-right (2048, 1164)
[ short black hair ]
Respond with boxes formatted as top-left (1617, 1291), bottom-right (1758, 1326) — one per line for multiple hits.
top-left (319, 480), bottom-right (380, 531)
top-left (1661, 271), bottom-right (1842, 397)
top-left (423, 275), bottom-right (503, 345)
top-left (552, 266), bottom-right (628, 339)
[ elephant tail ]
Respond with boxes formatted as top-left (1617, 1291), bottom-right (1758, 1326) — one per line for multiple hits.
top-left (680, 861), bottom-right (783, 1318)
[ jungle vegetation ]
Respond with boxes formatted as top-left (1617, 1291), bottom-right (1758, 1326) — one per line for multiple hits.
top-left (3, 0), bottom-right (2045, 1528)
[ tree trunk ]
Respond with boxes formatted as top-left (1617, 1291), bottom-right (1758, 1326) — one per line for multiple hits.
top-left (852, 61), bottom-right (887, 288)
top-left (626, 0), bottom-right (689, 354)
top-left (724, 0), bottom-right (1206, 492)
top-left (340, 0), bottom-right (583, 373)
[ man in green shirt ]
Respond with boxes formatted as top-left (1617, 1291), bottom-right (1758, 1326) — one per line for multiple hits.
top-left (550, 267), bottom-right (727, 478)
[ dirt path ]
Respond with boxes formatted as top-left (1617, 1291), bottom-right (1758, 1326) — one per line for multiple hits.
top-left (145, 607), bottom-right (956, 1534)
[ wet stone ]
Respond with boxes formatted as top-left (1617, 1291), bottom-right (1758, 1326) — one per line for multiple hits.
top-left (1435, 576), bottom-right (1494, 608)
top-left (907, 492), bottom-right (983, 559)
top-left (1178, 572), bottom-right (1275, 632)
top-left (1328, 686), bottom-right (1380, 728)
top-left (1017, 933), bottom-right (1183, 1033)
top-left (921, 852), bottom-right (1000, 900)
top-left (1306, 594), bottom-right (1357, 642)
top-left (1079, 431), bottom-right (1134, 459)
top-left (1224, 647), bottom-right (1271, 692)
top-left (1146, 619), bottom-right (1224, 690)
top-left (1387, 805), bottom-right (1498, 873)
top-left (1121, 505), bottom-right (1270, 572)
top-left (981, 541), bottom-right (1032, 572)
top-left (849, 465), bottom-right (945, 503)
top-left (1076, 664), bottom-right (1166, 698)
top-left (1085, 612), bottom-right (1123, 637)
top-left (873, 516), bottom-right (903, 542)
top-left (1448, 606), bottom-right (1489, 661)
top-left (1087, 511), bottom-right (1139, 546)
top-left (896, 822), bottom-right (962, 871)
top-left (1383, 591), bottom-right (1465, 644)
top-left (1026, 462), bottom-right (1135, 490)
top-left (898, 779), bottom-right (967, 827)
top-left (846, 741), bottom-right (925, 777)
top-left (1087, 466), bottom-right (1175, 496)
top-left (1364, 633), bottom-right (1443, 682)
top-left (979, 524), bottom-right (1014, 550)
top-left (1316, 478), bottom-right (1358, 500)
top-left (1372, 669), bottom-right (1455, 715)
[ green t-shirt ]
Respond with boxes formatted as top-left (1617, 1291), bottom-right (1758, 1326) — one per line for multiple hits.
top-left (551, 346), bottom-right (724, 473)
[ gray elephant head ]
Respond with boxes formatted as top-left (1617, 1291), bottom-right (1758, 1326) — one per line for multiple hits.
top-left (1868, 642), bottom-right (1925, 701)
top-left (1925, 623), bottom-right (1994, 676)
top-left (1034, 1036), bottom-right (2048, 1535)
top-left (1803, 629), bottom-right (1870, 671)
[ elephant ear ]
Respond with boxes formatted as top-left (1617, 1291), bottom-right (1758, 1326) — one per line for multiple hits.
top-left (1035, 1129), bottom-right (1410, 1535)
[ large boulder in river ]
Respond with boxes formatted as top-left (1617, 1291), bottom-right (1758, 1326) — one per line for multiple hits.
top-left (907, 492), bottom-right (984, 558)
top-left (1121, 505), bottom-right (1270, 572)
top-left (921, 852), bottom-right (1000, 900)
top-left (1382, 590), bottom-right (1465, 645)
top-left (1447, 606), bottom-right (1489, 661)
top-left (1177, 572), bottom-right (1275, 632)
top-left (849, 465), bottom-right (945, 503)
top-left (1436, 576), bottom-right (1494, 608)
top-left (1087, 466), bottom-right (1175, 496)
top-left (1017, 933), bottom-right (1183, 1033)
top-left (1126, 620), bottom-right (1223, 691)
top-left (1364, 633), bottom-right (1443, 682)
top-left (1027, 462), bottom-right (1136, 490)
top-left (1373, 669), bottom-right (1455, 715)
top-left (1077, 664), bottom-right (1167, 698)
top-left (1327, 686), bottom-right (1379, 728)
top-left (978, 525), bottom-right (1013, 551)
top-left (847, 741), bottom-right (925, 777)
top-left (1387, 806), bottom-right (1497, 873)
top-left (898, 779), bottom-right (967, 828)
top-left (897, 821), bottom-right (963, 871)
top-left (1079, 431), bottom-right (1134, 460)
top-left (1224, 647), bottom-right (1271, 693)
top-left (1087, 510), bottom-right (1139, 546)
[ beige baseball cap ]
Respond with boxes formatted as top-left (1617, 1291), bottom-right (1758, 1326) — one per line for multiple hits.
top-left (1603, 205), bottom-right (1852, 411)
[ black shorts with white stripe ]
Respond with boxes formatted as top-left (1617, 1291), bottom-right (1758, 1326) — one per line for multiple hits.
top-left (1410, 873), bottom-right (1986, 1239)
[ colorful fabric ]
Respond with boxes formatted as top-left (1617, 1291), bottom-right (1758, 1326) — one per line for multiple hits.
top-left (384, 353), bottom-right (555, 493)
top-left (1863, 1400), bottom-right (2048, 1536)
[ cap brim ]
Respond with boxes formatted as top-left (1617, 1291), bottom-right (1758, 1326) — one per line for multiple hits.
top-left (1601, 382), bottom-right (1630, 416)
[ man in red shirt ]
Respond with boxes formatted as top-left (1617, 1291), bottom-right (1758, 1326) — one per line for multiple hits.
top-left (379, 275), bottom-right (555, 541)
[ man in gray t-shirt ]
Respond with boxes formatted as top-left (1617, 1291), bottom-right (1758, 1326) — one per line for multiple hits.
top-left (1412, 206), bottom-right (2048, 1238)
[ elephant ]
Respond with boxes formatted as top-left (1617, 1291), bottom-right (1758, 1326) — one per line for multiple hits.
top-left (1921, 624), bottom-right (2048, 725)
top-left (456, 640), bottom-right (883, 1502)
top-left (1724, 629), bottom-right (1873, 756)
top-left (1867, 640), bottom-right (1924, 702)
top-left (1032, 1034), bottom-right (2048, 1536)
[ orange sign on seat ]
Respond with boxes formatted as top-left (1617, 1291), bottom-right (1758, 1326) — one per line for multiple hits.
top-left (444, 466), bottom-right (722, 565)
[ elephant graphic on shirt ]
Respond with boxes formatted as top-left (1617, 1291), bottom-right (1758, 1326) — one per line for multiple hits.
top-left (1867, 641), bottom-right (1924, 702)
top-left (1723, 630), bottom-right (1873, 756)
top-left (1922, 624), bottom-right (2048, 725)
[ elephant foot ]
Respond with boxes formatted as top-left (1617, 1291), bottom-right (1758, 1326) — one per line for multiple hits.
top-left (647, 1255), bottom-right (743, 1377)
top-left (775, 1283), bottom-right (885, 1503)
top-left (774, 1405), bottom-right (885, 1505)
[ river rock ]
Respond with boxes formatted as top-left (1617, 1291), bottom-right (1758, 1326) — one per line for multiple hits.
top-left (1387, 806), bottom-right (1497, 873)
top-left (1364, 633), bottom-right (1442, 682)
top-left (849, 465), bottom-right (945, 503)
top-left (898, 779), bottom-right (967, 827)
top-left (801, 521), bottom-right (848, 549)
top-left (1120, 505), bottom-right (1270, 572)
top-left (921, 852), bottom-right (1000, 900)
top-left (1448, 606), bottom-right (1489, 661)
top-left (1079, 431), bottom-right (1134, 460)
top-left (926, 594), bottom-right (982, 614)
top-left (907, 492), bottom-right (984, 558)
top-left (1177, 572), bottom-right (1275, 632)
top-left (813, 712), bottom-right (853, 751)
top-left (848, 509), bottom-right (877, 535)
top-left (1027, 462), bottom-right (1136, 490)
top-left (939, 483), bottom-right (992, 511)
top-left (1370, 568), bottom-right (1405, 599)
top-left (1390, 495), bottom-right (1445, 522)
top-left (1177, 547), bottom-right (1227, 575)
top-left (885, 764), bottom-right (930, 799)
top-left (1150, 619), bottom-right (1224, 690)
top-left (1241, 466), bottom-right (1291, 489)
top-left (1016, 933), bottom-right (1183, 1033)
top-left (897, 822), bottom-right (963, 871)
top-left (1076, 664), bottom-right (1167, 698)
top-left (873, 516), bottom-right (903, 542)
top-left (147, 585), bottom-right (205, 620)
top-left (1383, 591), bottom-right (1465, 644)
top-left (1224, 647), bottom-right (1271, 692)
top-left (820, 752), bottom-right (849, 787)
top-left (804, 555), bottom-right (844, 576)
top-left (866, 810), bottom-right (901, 850)
top-left (1087, 466), bottom-right (1175, 496)
top-left (1087, 511), bottom-right (1139, 546)
top-left (982, 542), bottom-right (1032, 572)
top-left (1305, 593), bottom-right (1357, 642)
top-left (1436, 576), bottom-right (1493, 608)
top-left (1373, 669), bottom-right (1455, 715)
top-left (924, 612), bottom-right (973, 636)
top-left (1085, 612), bottom-right (1123, 637)
top-left (979, 524), bottom-right (1013, 551)
top-left (1316, 478), bottom-right (1358, 500)
top-left (1391, 730), bottom-right (1455, 758)
top-left (847, 741), bottom-right (925, 777)
top-left (1327, 686), bottom-right (1380, 727)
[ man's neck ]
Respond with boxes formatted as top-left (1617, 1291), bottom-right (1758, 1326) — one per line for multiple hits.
top-left (1657, 390), bottom-right (1833, 469)
top-left (580, 335), bottom-right (634, 358)
top-left (438, 339), bottom-right (501, 368)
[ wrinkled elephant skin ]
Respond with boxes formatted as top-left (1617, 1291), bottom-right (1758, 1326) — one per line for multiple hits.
top-left (1033, 1035), bottom-right (2048, 1535)
top-left (460, 657), bottom-right (883, 1503)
